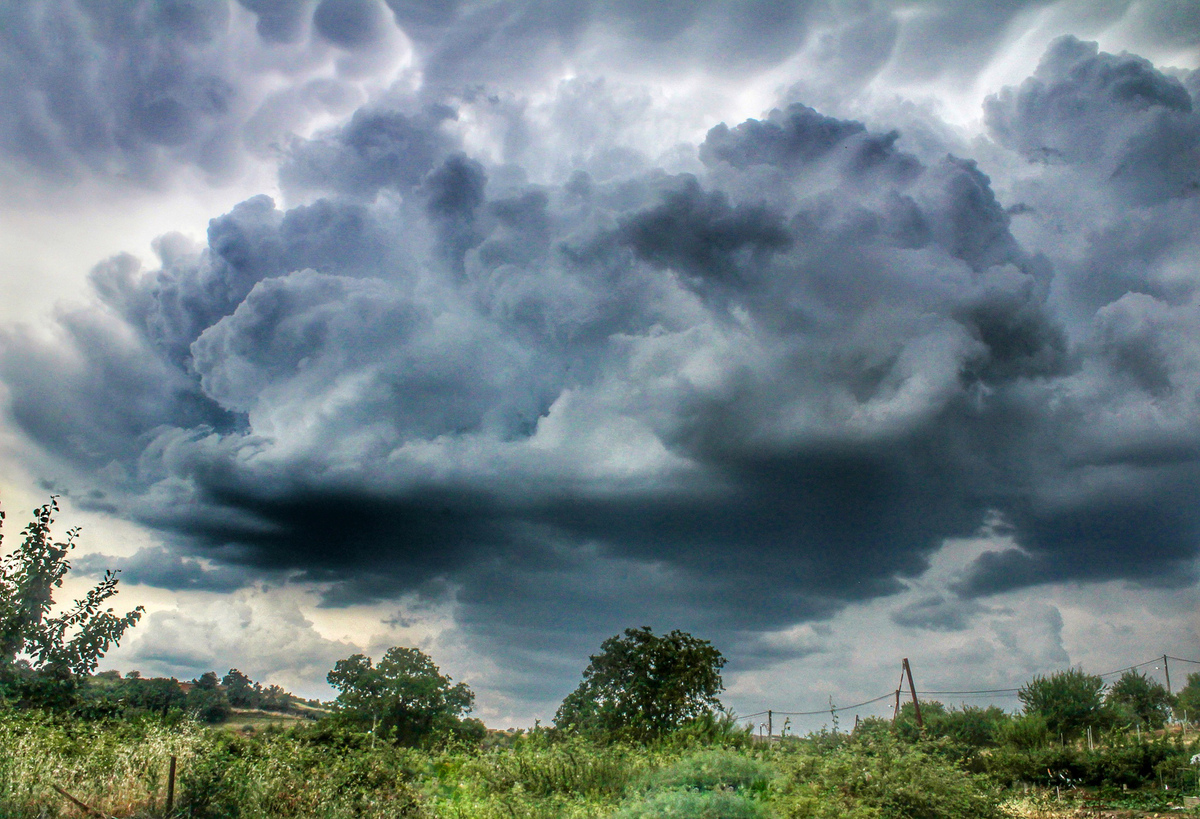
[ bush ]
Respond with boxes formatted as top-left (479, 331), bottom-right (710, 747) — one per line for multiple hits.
top-left (469, 735), bottom-right (641, 798)
top-left (774, 732), bottom-right (1003, 819)
top-left (615, 788), bottom-right (767, 819)
top-left (998, 712), bottom-right (1051, 750)
top-left (648, 749), bottom-right (772, 794)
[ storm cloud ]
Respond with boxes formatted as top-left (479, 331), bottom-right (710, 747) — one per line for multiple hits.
top-left (1, 3), bottom-right (1199, 710)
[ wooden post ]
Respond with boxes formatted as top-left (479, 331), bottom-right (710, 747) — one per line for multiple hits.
top-left (767, 710), bottom-right (772, 738)
top-left (1164, 655), bottom-right (1171, 695)
top-left (892, 687), bottom-right (901, 725)
top-left (903, 658), bottom-right (923, 728)
top-left (51, 784), bottom-right (105, 817)
top-left (167, 755), bottom-right (176, 815)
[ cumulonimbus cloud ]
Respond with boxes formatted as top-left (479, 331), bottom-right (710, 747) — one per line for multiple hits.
top-left (2, 12), bottom-right (1199, 698)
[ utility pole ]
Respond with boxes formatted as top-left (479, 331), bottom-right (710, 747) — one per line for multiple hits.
top-left (768, 710), bottom-right (773, 739)
top-left (903, 658), bottom-right (923, 728)
top-left (1164, 655), bottom-right (1172, 695)
top-left (892, 687), bottom-right (901, 725)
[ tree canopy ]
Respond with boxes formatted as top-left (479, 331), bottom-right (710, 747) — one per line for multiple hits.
top-left (1018, 667), bottom-right (1108, 740)
top-left (554, 626), bottom-right (726, 739)
top-left (1106, 669), bottom-right (1173, 729)
top-left (0, 499), bottom-right (143, 704)
top-left (327, 646), bottom-right (478, 746)
top-left (1176, 672), bottom-right (1200, 721)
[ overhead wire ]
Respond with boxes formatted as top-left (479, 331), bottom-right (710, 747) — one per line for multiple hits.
top-left (738, 653), bottom-right (1184, 723)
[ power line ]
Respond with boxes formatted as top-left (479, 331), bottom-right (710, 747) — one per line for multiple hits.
top-left (917, 687), bottom-right (1021, 695)
top-left (768, 691), bottom-right (898, 718)
top-left (739, 653), bottom-right (1183, 723)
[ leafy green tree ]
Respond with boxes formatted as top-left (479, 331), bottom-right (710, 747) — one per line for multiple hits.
top-left (1106, 669), bottom-right (1173, 729)
top-left (555, 626), bottom-right (726, 739)
top-left (122, 675), bottom-right (186, 716)
top-left (222, 668), bottom-right (263, 709)
top-left (260, 683), bottom-right (291, 712)
top-left (327, 646), bottom-right (475, 746)
top-left (187, 671), bottom-right (231, 723)
top-left (1018, 668), bottom-right (1109, 741)
top-left (1176, 672), bottom-right (1200, 722)
top-left (0, 499), bottom-right (143, 704)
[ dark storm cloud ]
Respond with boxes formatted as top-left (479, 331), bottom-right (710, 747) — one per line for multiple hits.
top-left (393, 0), bottom-right (818, 92)
top-left (985, 35), bottom-right (1200, 205)
top-left (4, 26), bottom-right (1200, 701)
top-left (280, 106), bottom-right (459, 198)
top-left (75, 547), bottom-right (254, 593)
top-left (236, 0), bottom-right (312, 44)
top-left (0, 0), bottom-right (409, 187)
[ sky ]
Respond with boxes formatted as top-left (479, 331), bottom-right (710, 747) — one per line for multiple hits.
top-left (1, 0), bottom-right (1199, 730)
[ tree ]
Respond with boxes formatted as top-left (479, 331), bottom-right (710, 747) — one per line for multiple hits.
top-left (0, 499), bottom-right (143, 703)
top-left (222, 668), bottom-right (263, 709)
top-left (554, 626), bottom-right (726, 739)
top-left (1176, 672), bottom-right (1200, 722)
top-left (327, 646), bottom-right (475, 746)
top-left (187, 672), bottom-right (231, 723)
top-left (1018, 668), bottom-right (1109, 741)
top-left (1106, 669), bottom-right (1173, 729)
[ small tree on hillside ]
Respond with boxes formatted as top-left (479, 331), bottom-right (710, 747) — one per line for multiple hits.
top-left (0, 499), bottom-right (143, 704)
top-left (555, 626), bottom-right (726, 740)
top-left (187, 671), bottom-right (231, 723)
top-left (1107, 669), bottom-right (1173, 729)
top-left (223, 668), bottom-right (263, 708)
top-left (327, 646), bottom-right (476, 746)
top-left (1018, 668), bottom-right (1109, 741)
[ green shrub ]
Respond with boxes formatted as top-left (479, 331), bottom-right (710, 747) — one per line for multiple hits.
top-left (648, 750), bottom-right (772, 794)
top-left (469, 736), bottom-right (641, 798)
top-left (997, 712), bottom-right (1050, 750)
top-left (615, 788), bottom-right (767, 819)
top-left (774, 733), bottom-right (1002, 819)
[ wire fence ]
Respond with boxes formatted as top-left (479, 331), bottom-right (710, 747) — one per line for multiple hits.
top-left (737, 653), bottom-right (1200, 731)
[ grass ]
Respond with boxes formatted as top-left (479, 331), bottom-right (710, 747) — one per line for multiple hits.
top-left (1, 709), bottom-right (1197, 819)
top-left (219, 709), bottom-right (310, 735)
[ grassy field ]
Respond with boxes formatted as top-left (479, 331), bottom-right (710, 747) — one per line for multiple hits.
top-left (1, 709), bottom-right (1198, 819)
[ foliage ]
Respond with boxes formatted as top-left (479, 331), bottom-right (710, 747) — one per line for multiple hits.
top-left (328, 646), bottom-right (476, 747)
top-left (997, 711), bottom-right (1051, 750)
top-left (187, 676), bottom-right (232, 724)
top-left (646, 749), bottom-right (772, 793)
top-left (615, 788), bottom-right (767, 818)
top-left (1018, 667), bottom-right (1109, 741)
top-left (1107, 669), bottom-right (1173, 728)
top-left (893, 700), bottom-right (1011, 757)
top-left (224, 668), bottom-right (261, 708)
top-left (555, 627), bottom-right (726, 740)
top-left (773, 731), bottom-right (1004, 819)
top-left (2, 700), bottom-right (1197, 819)
top-left (1175, 672), bottom-right (1200, 722)
top-left (467, 734), bottom-right (642, 799)
top-left (0, 499), bottom-right (143, 704)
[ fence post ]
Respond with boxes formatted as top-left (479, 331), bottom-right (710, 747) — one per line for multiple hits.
top-left (166, 755), bottom-right (176, 815)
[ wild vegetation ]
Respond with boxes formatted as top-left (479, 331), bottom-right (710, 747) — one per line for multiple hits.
top-left (2, 501), bottom-right (1199, 817)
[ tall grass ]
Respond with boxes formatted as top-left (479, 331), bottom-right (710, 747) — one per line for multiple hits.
top-left (1, 708), bottom-right (1197, 818)
top-left (0, 709), bottom-right (203, 817)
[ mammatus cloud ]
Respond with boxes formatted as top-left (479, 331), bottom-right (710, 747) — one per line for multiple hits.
top-left (2, 13), bottom-right (1199, 710)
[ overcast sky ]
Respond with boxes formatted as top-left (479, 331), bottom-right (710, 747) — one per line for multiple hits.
top-left (1, 0), bottom-right (1198, 729)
